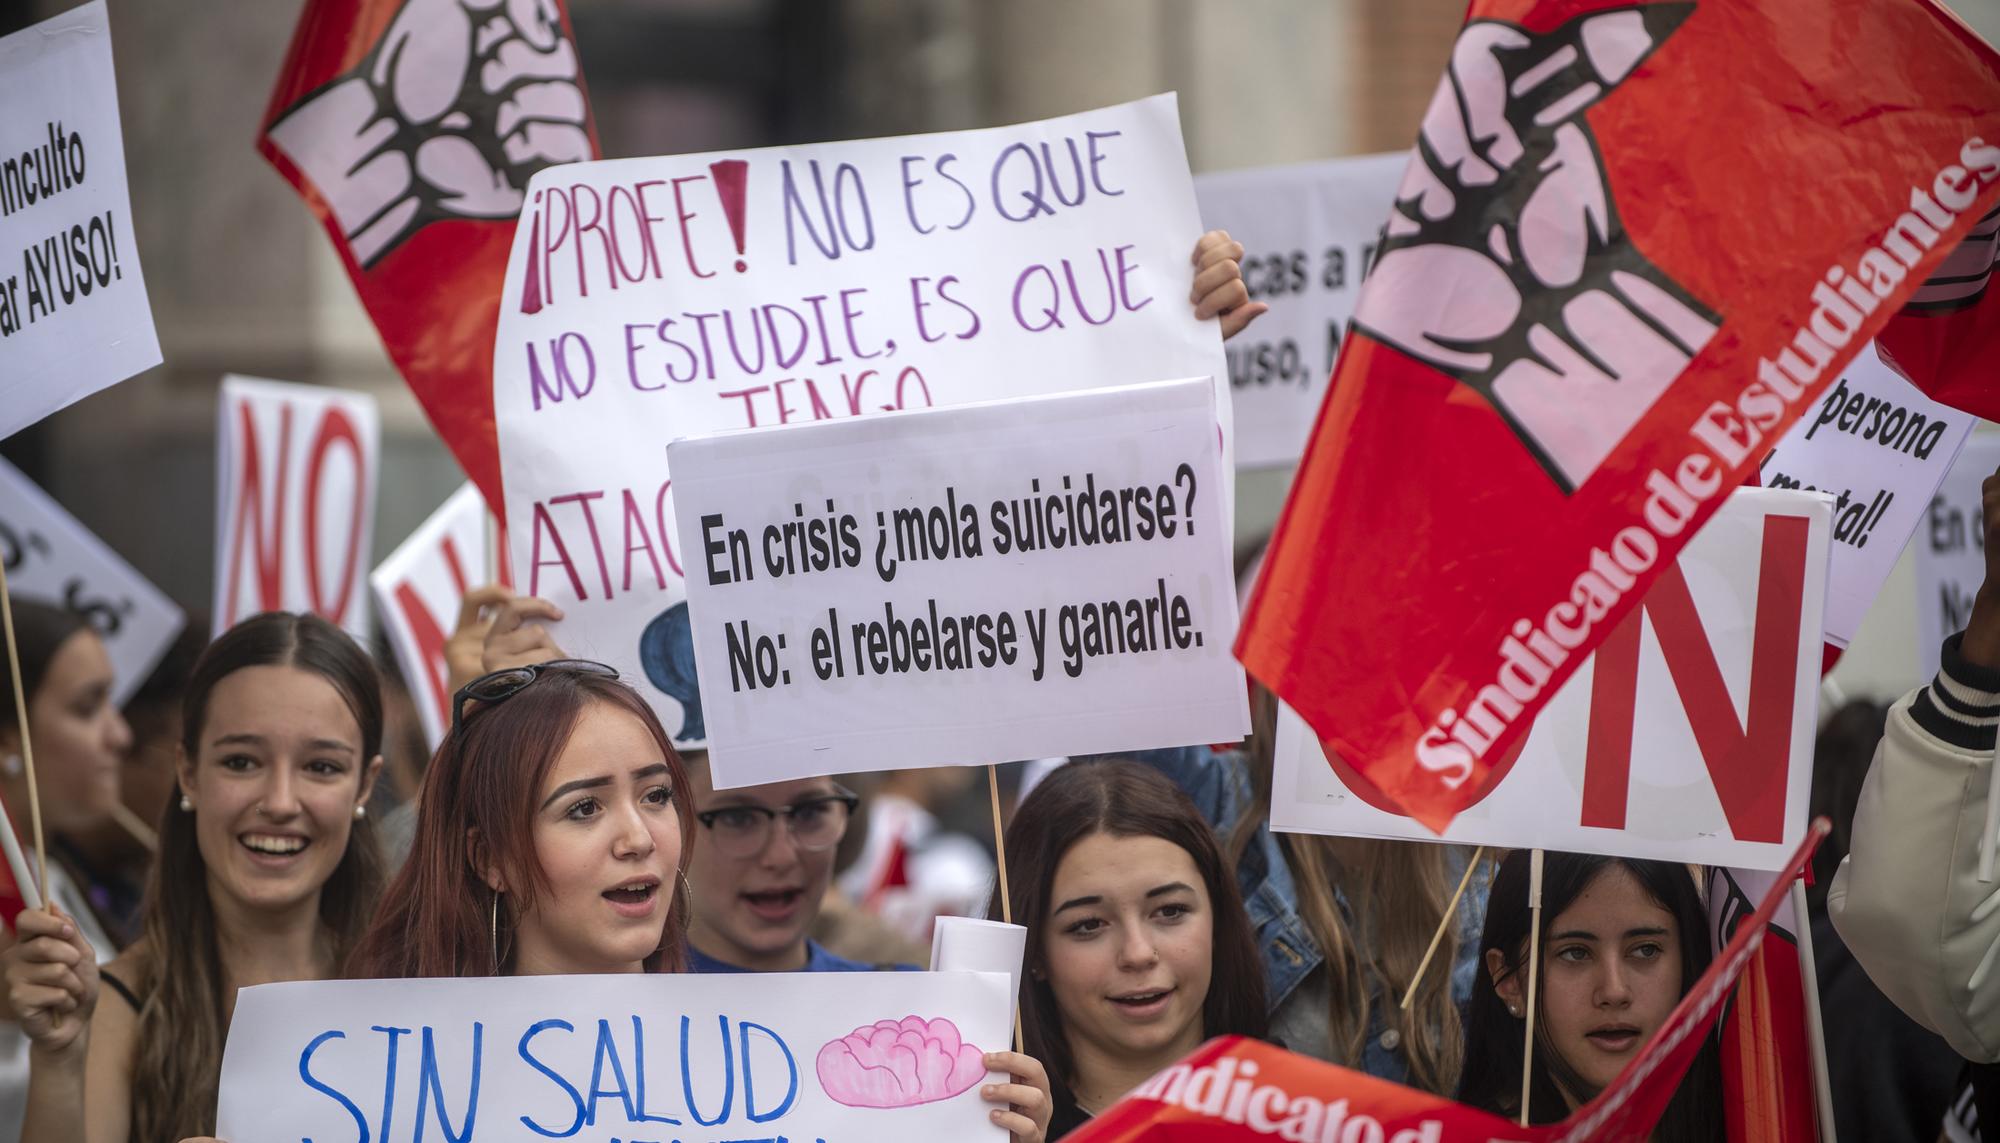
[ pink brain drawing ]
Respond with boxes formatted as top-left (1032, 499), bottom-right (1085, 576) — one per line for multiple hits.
top-left (815, 1015), bottom-right (987, 1109)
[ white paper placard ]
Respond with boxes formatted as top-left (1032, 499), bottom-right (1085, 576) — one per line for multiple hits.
top-left (370, 483), bottom-right (513, 751)
top-left (0, 457), bottom-right (181, 704)
top-left (213, 375), bottom-right (380, 641)
top-left (1758, 344), bottom-right (1974, 647)
top-left (1916, 434), bottom-right (2000, 679)
top-left (1273, 488), bottom-right (1830, 871)
top-left (216, 971), bottom-right (1011, 1142)
top-left (0, 1), bottom-right (161, 439)
top-left (494, 94), bottom-right (1232, 745)
top-left (1193, 153), bottom-right (1405, 470)
top-left (670, 377), bottom-right (1246, 786)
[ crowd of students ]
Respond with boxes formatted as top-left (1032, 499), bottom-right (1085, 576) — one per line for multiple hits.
top-left (0, 239), bottom-right (1992, 1143)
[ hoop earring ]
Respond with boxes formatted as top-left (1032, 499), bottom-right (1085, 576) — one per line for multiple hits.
top-left (490, 891), bottom-right (503, 975)
top-left (677, 868), bottom-right (694, 912)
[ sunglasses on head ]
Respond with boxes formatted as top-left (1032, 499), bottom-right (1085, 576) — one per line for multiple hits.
top-left (450, 659), bottom-right (620, 738)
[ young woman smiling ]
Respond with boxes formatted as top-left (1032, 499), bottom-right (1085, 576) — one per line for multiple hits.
top-left (999, 758), bottom-right (1267, 1137)
top-left (3, 612), bottom-right (387, 1143)
top-left (1457, 850), bottom-right (1722, 1138)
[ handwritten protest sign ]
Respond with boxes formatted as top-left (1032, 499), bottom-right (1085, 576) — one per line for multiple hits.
top-left (1272, 489), bottom-right (1829, 870)
top-left (0, 1), bottom-right (160, 440)
top-left (1238, 0), bottom-right (2000, 831)
top-left (493, 94), bottom-right (1231, 742)
top-left (213, 376), bottom-right (379, 642)
top-left (1193, 153), bottom-right (1403, 469)
top-left (1759, 345), bottom-right (1973, 646)
top-left (370, 484), bottom-right (512, 751)
top-left (671, 378), bottom-right (1244, 786)
top-left (0, 458), bottom-right (181, 704)
top-left (1917, 433), bottom-right (2000, 678)
top-left (216, 970), bottom-right (1011, 1142)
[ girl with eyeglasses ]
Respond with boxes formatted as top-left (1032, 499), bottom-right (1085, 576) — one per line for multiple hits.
top-left (3, 611), bottom-right (387, 1143)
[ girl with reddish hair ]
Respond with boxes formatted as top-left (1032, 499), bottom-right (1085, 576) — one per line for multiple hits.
top-left (349, 660), bottom-right (694, 977)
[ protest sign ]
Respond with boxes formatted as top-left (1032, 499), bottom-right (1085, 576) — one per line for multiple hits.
top-left (370, 483), bottom-right (512, 751)
top-left (0, 0), bottom-right (160, 440)
top-left (1238, 0), bottom-right (2000, 831)
top-left (1758, 344), bottom-right (1973, 647)
top-left (670, 378), bottom-right (1244, 786)
top-left (1193, 153), bottom-right (1404, 468)
top-left (213, 376), bottom-right (379, 642)
top-left (260, 0), bottom-right (600, 513)
top-left (494, 94), bottom-right (1233, 740)
top-left (1916, 433), bottom-right (2000, 678)
top-left (1272, 489), bottom-right (1828, 871)
top-left (1068, 825), bottom-right (1827, 1142)
top-left (0, 458), bottom-right (182, 705)
top-left (216, 970), bottom-right (1011, 1142)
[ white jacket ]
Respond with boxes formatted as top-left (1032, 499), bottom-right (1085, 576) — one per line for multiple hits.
top-left (1831, 633), bottom-right (2000, 1062)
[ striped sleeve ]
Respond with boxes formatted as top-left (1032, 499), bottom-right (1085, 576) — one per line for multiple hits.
top-left (1913, 632), bottom-right (2000, 751)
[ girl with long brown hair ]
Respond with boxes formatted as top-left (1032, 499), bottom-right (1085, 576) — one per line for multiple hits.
top-left (3, 611), bottom-right (387, 1142)
top-left (996, 757), bottom-right (1268, 1138)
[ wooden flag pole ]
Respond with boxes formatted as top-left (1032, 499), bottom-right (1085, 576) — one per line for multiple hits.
top-left (107, 801), bottom-right (157, 853)
top-left (1520, 848), bottom-right (1545, 1128)
top-left (0, 557), bottom-right (50, 908)
top-left (1401, 844), bottom-right (1486, 1010)
top-left (988, 763), bottom-right (1023, 1053)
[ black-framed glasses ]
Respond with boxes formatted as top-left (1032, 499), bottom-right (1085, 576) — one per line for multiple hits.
top-left (695, 790), bottom-right (860, 859)
top-left (450, 659), bottom-right (620, 737)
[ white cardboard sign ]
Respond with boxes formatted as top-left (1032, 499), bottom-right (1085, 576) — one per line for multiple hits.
top-left (212, 375), bottom-right (380, 641)
top-left (0, 457), bottom-right (181, 704)
top-left (216, 971), bottom-right (1011, 1142)
top-left (670, 378), bottom-right (1245, 787)
top-left (0, 1), bottom-right (161, 440)
top-left (1758, 344), bottom-right (1973, 647)
top-left (1916, 433), bottom-right (2000, 679)
top-left (1273, 489), bottom-right (1830, 871)
top-left (494, 94), bottom-right (1231, 744)
top-left (1193, 153), bottom-right (1404, 469)
top-left (369, 484), bottom-right (513, 752)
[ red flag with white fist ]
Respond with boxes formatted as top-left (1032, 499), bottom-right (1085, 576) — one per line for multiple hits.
top-left (257, 0), bottom-right (601, 513)
top-left (1238, 0), bottom-right (2000, 830)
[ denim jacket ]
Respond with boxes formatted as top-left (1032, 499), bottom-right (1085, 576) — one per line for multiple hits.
top-left (1139, 746), bottom-right (1485, 1086)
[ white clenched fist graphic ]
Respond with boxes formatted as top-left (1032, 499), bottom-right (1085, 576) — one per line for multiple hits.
top-left (266, 0), bottom-right (591, 266)
top-left (1354, 3), bottom-right (1716, 492)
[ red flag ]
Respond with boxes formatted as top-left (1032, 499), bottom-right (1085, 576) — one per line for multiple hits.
top-left (1708, 868), bottom-right (1819, 1143)
top-left (1238, 0), bottom-right (2000, 830)
top-left (1067, 823), bottom-right (1827, 1142)
top-left (256, 0), bottom-right (602, 513)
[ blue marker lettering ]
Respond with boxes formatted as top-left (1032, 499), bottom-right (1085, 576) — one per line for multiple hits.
top-left (738, 1022), bottom-right (797, 1122)
top-left (413, 1024), bottom-right (482, 1143)
top-left (369, 1026), bottom-right (411, 1143)
top-left (680, 1014), bottom-right (734, 1126)
top-left (299, 1029), bottom-right (369, 1143)
top-left (588, 1017), bottom-right (638, 1124)
top-left (517, 1019), bottom-right (585, 1138)
top-left (630, 1015), bottom-right (680, 1124)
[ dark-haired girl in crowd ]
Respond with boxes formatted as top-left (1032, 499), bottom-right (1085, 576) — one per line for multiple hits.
top-left (0, 600), bottom-right (132, 1135)
top-left (999, 758), bottom-right (1268, 1138)
top-left (1457, 850), bottom-right (1721, 1138)
top-left (4, 611), bottom-right (387, 1142)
